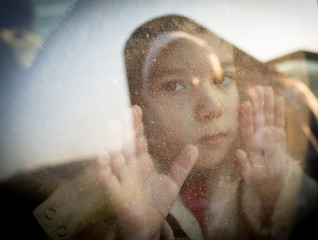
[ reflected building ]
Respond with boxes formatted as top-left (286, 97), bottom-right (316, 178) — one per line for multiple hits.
top-left (267, 50), bottom-right (318, 98)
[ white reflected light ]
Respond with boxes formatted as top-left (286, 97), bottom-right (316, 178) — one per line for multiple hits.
top-left (0, 0), bottom-right (317, 179)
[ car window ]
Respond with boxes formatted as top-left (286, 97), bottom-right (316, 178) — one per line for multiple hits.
top-left (1, 1), bottom-right (317, 239)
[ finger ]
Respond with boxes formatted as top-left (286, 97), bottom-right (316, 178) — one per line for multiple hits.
top-left (236, 149), bottom-right (248, 165)
top-left (98, 170), bottom-right (121, 204)
top-left (255, 86), bottom-right (265, 128)
top-left (97, 151), bottom-right (112, 180)
top-left (132, 105), bottom-right (142, 131)
top-left (132, 105), bottom-right (148, 153)
top-left (121, 107), bottom-right (138, 157)
top-left (264, 87), bottom-right (275, 125)
top-left (97, 150), bottom-right (110, 166)
top-left (235, 149), bottom-right (253, 182)
top-left (239, 101), bottom-right (254, 147)
top-left (235, 149), bottom-right (250, 173)
top-left (121, 105), bottom-right (143, 157)
top-left (169, 144), bottom-right (198, 188)
top-left (275, 97), bottom-right (285, 128)
top-left (97, 152), bottom-right (121, 194)
top-left (110, 153), bottom-right (126, 180)
top-left (108, 120), bottom-right (123, 152)
top-left (249, 86), bottom-right (265, 129)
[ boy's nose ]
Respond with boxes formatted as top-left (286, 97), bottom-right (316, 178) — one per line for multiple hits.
top-left (194, 87), bottom-right (224, 122)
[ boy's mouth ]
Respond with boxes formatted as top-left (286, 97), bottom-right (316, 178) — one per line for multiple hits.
top-left (197, 133), bottom-right (226, 146)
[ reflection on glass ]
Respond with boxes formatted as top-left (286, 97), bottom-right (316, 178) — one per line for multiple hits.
top-left (0, 1), bottom-right (318, 240)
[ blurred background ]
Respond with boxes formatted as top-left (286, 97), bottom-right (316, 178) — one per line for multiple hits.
top-left (31, 0), bottom-right (77, 37)
top-left (1, 0), bottom-right (317, 179)
top-left (29, 0), bottom-right (318, 96)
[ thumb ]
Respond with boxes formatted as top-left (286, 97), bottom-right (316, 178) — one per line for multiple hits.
top-left (131, 105), bottom-right (148, 153)
top-left (236, 149), bottom-right (248, 165)
top-left (235, 149), bottom-right (251, 180)
top-left (132, 105), bottom-right (143, 131)
top-left (169, 145), bottom-right (198, 188)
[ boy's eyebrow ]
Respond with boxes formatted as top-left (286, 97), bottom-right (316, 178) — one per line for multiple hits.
top-left (145, 63), bottom-right (236, 85)
top-left (150, 68), bottom-right (187, 78)
top-left (144, 68), bottom-right (187, 87)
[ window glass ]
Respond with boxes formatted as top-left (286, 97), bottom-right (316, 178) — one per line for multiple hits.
top-left (0, 1), bottom-right (317, 239)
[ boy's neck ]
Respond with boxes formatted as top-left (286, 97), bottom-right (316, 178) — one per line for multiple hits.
top-left (184, 153), bottom-right (239, 189)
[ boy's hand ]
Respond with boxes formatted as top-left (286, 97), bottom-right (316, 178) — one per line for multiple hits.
top-left (97, 105), bottom-right (198, 239)
top-left (236, 86), bottom-right (288, 223)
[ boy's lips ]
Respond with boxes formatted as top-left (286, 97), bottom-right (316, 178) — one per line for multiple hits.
top-left (197, 133), bottom-right (226, 146)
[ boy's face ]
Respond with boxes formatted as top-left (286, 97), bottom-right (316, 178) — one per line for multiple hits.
top-left (141, 35), bottom-right (239, 175)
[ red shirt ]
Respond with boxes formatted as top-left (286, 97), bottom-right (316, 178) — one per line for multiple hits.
top-left (180, 182), bottom-right (207, 227)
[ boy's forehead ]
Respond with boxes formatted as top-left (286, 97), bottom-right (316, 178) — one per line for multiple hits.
top-left (147, 43), bottom-right (234, 82)
top-left (142, 32), bottom-right (236, 83)
top-left (157, 37), bottom-right (235, 65)
top-left (204, 36), bottom-right (235, 64)
top-left (217, 45), bottom-right (235, 64)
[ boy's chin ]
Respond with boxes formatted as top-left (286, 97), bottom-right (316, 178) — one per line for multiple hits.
top-left (190, 154), bottom-right (223, 176)
top-left (199, 148), bottom-right (224, 164)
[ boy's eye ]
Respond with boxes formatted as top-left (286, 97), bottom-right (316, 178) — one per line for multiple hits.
top-left (161, 81), bottom-right (185, 93)
top-left (214, 74), bottom-right (232, 86)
